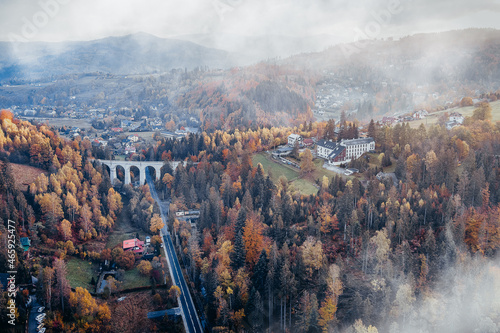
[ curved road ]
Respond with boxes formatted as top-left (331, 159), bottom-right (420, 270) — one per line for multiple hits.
top-left (146, 172), bottom-right (203, 333)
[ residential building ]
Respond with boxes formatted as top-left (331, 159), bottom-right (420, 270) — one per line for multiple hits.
top-left (449, 112), bottom-right (464, 124)
top-left (127, 134), bottom-right (139, 142)
top-left (125, 144), bottom-right (136, 154)
top-left (303, 138), bottom-right (315, 147)
top-left (317, 138), bottom-right (375, 165)
top-left (123, 238), bottom-right (144, 254)
top-left (288, 134), bottom-right (303, 146)
top-left (271, 147), bottom-right (294, 158)
top-left (316, 140), bottom-right (338, 159)
top-left (413, 110), bottom-right (429, 119)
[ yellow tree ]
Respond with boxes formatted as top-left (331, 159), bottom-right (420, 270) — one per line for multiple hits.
top-left (137, 260), bottom-right (153, 276)
top-left (150, 213), bottom-right (165, 233)
top-left (318, 264), bottom-right (343, 332)
top-left (64, 192), bottom-right (79, 222)
top-left (169, 285), bottom-right (181, 299)
top-left (69, 287), bottom-right (99, 317)
top-left (80, 203), bottom-right (93, 234)
top-left (243, 214), bottom-right (264, 269)
top-left (58, 219), bottom-right (72, 241)
top-left (107, 188), bottom-right (122, 221)
top-left (319, 205), bottom-right (338, 235)
top-left (318, 296), bottom-right (337, 332)
top-left (301, 237), bottom-right (325, 279)
top-left (37, 192), bottom-right (64, 228)
top-left (300, 149), bottom-right (315, 176)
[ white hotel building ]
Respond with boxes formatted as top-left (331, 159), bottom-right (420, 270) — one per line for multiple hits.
top-left (316, 137), bottom-right (375, 165)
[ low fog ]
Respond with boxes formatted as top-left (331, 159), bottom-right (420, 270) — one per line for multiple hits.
top-left (365, 255), bottom-right (500, 333)
top-left (1, 0), bottom-right (500, 57)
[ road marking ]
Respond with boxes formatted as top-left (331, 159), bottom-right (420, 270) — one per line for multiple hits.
top-left (149, 175), bottom-right (201, 333)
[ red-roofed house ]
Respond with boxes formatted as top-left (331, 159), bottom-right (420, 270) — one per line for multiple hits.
top-left (123, 238), bottom-right (144, 254)
top-left (303, 138), bottom-right (314, 147)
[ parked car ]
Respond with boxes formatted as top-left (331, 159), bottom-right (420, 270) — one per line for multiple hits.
top-left (38, 306), bottom-right (45, 313)
top-left (38, 328), bottom-right (46, 333)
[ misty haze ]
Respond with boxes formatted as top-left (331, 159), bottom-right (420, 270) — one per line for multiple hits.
top-left (0, 1), bottom-right (500, 333)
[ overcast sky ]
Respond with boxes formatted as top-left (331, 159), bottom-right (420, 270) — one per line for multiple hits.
top-left (1, 0), bottom-right (499, 44)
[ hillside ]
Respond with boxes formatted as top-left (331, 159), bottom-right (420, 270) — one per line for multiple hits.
top-left (2, 29), bottom-right (500, 129)
top-left (0, 33), bottom-right (241, 81)
top-left (284, 29), bottom-right (500, 120)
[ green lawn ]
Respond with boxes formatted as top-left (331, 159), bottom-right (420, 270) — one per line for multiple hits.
top-left (253, 153), bottom-right (320, 194)
top-left (253, 153), bottom-right (299, 182)
top-left (289, 178), bottom-right (319, 195)
top-left (67, 257), bottom-right (150, 291)
top-left (253, 153), bottom-right (325, 195)
top-left (66, 257), bottom-right (100, 291)
top-left (121, 267), bottom-right (151, 289)
top-left (409, 100), bottom-right (500, 129)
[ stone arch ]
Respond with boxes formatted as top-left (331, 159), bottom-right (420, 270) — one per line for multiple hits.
top-left (129, 166), bottom-right (140, 186)
top-left (116, 165), bottom-right (126, 184)
top-left (101, 163), bottom-right (111, 179)
top-left (145, 165), bottom-right (158, 182)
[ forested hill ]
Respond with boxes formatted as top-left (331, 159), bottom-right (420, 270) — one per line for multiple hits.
top-left (286, 28), bottom-right (500, 81)
top-left (0, 33), bottom-right (239, 81)
top-left (2, 29), bottom-right (500, 130)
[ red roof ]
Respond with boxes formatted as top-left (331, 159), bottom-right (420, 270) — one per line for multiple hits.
top-left (123, 238), bottom-right (144, 249)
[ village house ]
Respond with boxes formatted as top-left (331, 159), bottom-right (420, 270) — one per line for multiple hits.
top-left (124, 144), bottom-right (137, 154)
top-left (413, 110), bottom-right (428, 119)
top-left (123, 238), bottom-right (144, 254)
top-left (317, 138), bottom-right (375, 165)
top-left (303, 138), bottom-right (315, 147)
top-left (127, 134), bottom-right (139, 142)
top-left (449, 112), bottom-right (464, 124)
top-left (288, 134), bottom-right (304, 146)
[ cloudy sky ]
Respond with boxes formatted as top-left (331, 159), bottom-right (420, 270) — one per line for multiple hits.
top-left (1, 0), bottom-right (499, 44)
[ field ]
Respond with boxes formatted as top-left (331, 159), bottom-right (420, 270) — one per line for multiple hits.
top-left (121, 267), bottom-right (151, 289)
top-left (30, 117), bottom-right (93, 130)
top-left (66, 196), bottom-right (153, 292)
top-left (66, 257), bottom-right (100, 291)
top-left (252, 152), bottom-right (354, 195)
top-left (409, 100), bottom-right (500, 129)
top-left (9, 163), bottom-right (46, 191)
top-left (252, 153), bottom-right (318, 195)
top-left (106, 197), bottom-right (150, 249)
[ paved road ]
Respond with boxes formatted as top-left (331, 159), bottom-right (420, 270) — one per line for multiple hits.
top-left (146, 172), bottom-right (203, 333)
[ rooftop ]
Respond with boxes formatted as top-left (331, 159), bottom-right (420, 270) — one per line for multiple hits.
top-left (317, 139), bottom-right (338, 150)
top-left (340, 137), bottom-right (374, 146)
top-left (123, 238), bottom-right (143, 249)
top-left (328, 145), bottom-right (346, 160)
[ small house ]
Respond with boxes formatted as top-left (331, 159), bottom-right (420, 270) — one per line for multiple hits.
top-left (303, 138), bottom-right (314, 147)
top-left (123, 238), bottom-right (144, 254)
top-left (449, 112), bottom-right (464, 124)
top-left (288, 134), bottom-right (303, 147)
